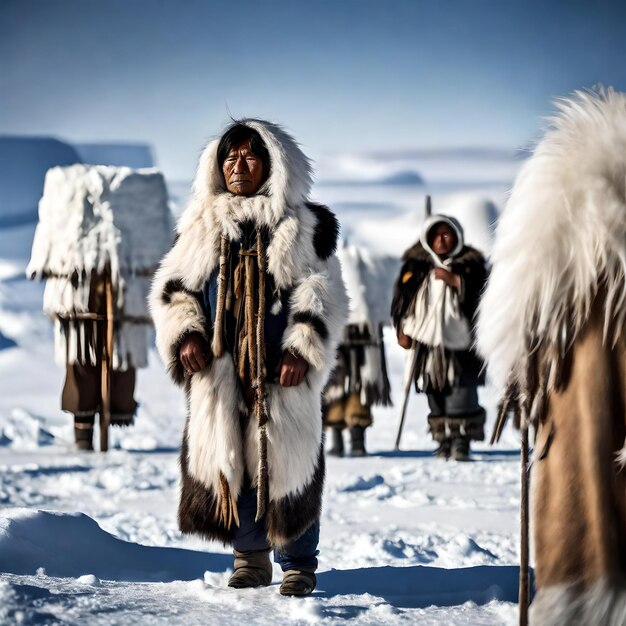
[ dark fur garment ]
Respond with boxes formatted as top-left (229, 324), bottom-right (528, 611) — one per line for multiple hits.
top-left (265, 444), bottom-right (325, 547)
top-left (306, 202), bottom-right (340, 260)
top-left (178, 419), bottom-right (235, 545)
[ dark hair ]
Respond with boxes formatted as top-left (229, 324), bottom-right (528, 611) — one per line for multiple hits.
top-left (216, 123), bottom-right (271, 182)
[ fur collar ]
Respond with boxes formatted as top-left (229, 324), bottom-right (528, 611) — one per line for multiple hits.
top-left (477, 89), bottom-right (626, 392)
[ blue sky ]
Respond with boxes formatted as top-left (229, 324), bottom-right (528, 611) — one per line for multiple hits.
top-left (2, 0), bottom-right (626, 179)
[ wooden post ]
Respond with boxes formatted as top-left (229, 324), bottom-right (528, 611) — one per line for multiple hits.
top-left (394, 343), bottom-right (418, 450)
top-left (99, 272), bottom-right (114, 452)
top-left (395, 194), bottom-right (434, 450)
top-left (519, 424), bottom-right (530, 626)
top-left (425, 194), bottom-right (432, 218)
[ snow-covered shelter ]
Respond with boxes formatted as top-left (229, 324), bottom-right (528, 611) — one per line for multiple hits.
top-left (27, 164), bottom-right (174, 370)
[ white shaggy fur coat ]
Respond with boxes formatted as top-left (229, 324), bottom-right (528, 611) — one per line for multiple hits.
top-left (477, 89), bottom-right (626, 397)
top-left (477, 89), bottom-right (626, 624)
top-left (149, 119), bottom-right (348, 546)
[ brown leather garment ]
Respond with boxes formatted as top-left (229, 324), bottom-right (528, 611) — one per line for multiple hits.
top-left (533, 296), bottom-right (626, 592)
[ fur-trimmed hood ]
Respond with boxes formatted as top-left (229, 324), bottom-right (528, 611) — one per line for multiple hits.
top-left (165, 119), bottom-right (336, 293)
top-left (477, 89), bottom-right (626, 393)
top-left (419, 214), bottom-right (465, 263)
top-left (178, 118), bottom-right (313, 235)
top-left (401, 239), bottom-right (483, 269)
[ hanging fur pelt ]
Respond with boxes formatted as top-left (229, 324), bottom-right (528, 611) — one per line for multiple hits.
top-left (27, 164), bottom-right (173, 370)
top-left (149, 119), bottom-right (349, 547)
top-left (337, 243), bottom-right (394, 406)
top-left (477, 88), bottom-right (626, 625)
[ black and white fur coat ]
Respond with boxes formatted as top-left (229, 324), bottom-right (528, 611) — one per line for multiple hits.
top-left (149, 119), bottom-right (348, 546)
top-left (390, 219), bottom-right (488, 391)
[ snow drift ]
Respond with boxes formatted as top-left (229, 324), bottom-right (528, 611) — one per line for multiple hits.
top-left (0, 509), bottom-right (230, 582)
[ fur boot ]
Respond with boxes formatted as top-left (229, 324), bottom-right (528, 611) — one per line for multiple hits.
top-left (327, 427), bottom-right (344, 457)
top-left (279, 568), bottom-right (317, 597)
top-left (74, 414), bottom-right (95, 451)
top-left (349, 425), bottom-right (367, 457)
top-left (228, 548), bottom-right (272, 589)
top-left (451, 437), bottom-right (470, 461)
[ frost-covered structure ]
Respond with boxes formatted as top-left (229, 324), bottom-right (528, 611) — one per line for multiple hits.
top-left (27, 164), bottom-right (173, 369)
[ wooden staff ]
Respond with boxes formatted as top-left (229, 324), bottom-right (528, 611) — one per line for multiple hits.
top-left (519, 424), bottom-right (530, 626)
top-left (99, 271), bottom-right (114, 452)
top-left (425, 194), bottom-right (432, 217)
top-left (394, 341), bottom-right (418, 450)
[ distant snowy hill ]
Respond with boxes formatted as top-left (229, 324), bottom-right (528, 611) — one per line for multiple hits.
top-left (0, 137), bottom-right (159, 227)
top-left (74, 143), bottom-right (155, 169)
top-left (0, 137), bottom-right (81, 226)
top-left (316, 148), bottom-right (522, 190)
top-left (319, 170), bottom-right (425, 187)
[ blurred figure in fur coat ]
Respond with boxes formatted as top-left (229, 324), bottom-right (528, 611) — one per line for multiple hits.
top-left (324, 243), bottom-right (393, 457)
top-left (27, 165), bottom-right (171, 450)
top-left (477, 89), bottom-right (626, 625)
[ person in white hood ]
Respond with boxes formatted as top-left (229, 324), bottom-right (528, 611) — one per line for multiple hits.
top-left (391, 214), bottom-right (488, 460)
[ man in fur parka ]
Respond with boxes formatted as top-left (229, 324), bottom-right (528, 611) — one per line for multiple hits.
top-left (149, 120), bottom-right (348, 596)
top-left (391, 214), bottom-right (488, 460)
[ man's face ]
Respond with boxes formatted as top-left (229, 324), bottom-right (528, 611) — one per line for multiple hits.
top-left (430, 223), bottom-right (457, 256)
top-left (222, 140), bottom-right (265, 196)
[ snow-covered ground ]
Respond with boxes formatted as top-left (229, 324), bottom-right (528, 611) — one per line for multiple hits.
top-left (0, 151), bottom-right (525, 625)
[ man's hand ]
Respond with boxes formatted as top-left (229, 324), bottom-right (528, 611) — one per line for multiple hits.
top-left (179, 334), bottom-right (207, 374)
top-left (279, 351), bottom-right (309, 387)
top-left (433, 267), bottom-right (461, 291)
top-left (397, 331), bottom-right (413, 350)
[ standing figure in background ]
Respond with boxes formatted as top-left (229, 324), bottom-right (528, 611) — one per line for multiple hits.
top-left (391, 213), bottom-right (488, 460)
top-left (27, 164), bottom-right (172, 450)
top-left (325, 244), bottom-right (393, 457)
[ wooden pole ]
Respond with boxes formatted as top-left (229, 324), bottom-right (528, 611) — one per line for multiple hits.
top-left (394, 343), bottom-right (418, 450)
top-left (519, 424), bottom-right (530, 626)
top-left (99, 272), bottom-right (114, 452)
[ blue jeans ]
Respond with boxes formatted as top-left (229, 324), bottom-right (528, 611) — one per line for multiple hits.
top-left (232, 489), bottom-right (319, 571)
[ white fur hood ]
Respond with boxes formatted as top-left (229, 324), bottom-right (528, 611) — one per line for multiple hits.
top-left (178, 118), bottom-right (313, 235)
top-left (420, 214), bottom-right (465, 265)
top-left (477, 89), bottom-right (626, 392)
top-left (162, 119), bottom-right (337, 294)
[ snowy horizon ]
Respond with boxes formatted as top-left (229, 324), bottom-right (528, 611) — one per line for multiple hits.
top-left (3, 0), bottom-right (626, 178)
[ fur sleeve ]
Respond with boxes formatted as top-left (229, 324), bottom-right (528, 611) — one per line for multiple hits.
top-left (452, 252), bottom-right (489, 324)
top-left (149, 243), bottom-right (212, 386)
top-left (281, 254), bottom-right (348, 371)
top-left (390, 257), bottom-right (430, 332)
